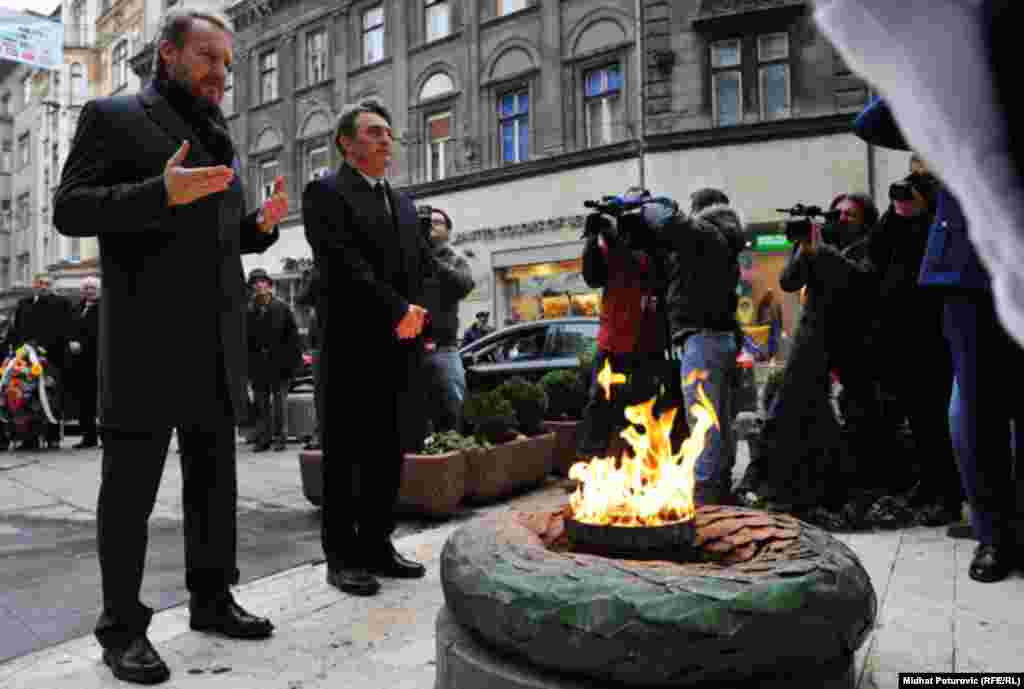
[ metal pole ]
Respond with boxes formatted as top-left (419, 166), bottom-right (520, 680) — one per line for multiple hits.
top-left (635, 0), bottom-right (646, 191)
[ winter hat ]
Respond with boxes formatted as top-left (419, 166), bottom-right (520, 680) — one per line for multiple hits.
top-left (247, 268), bottom-right (273, 287)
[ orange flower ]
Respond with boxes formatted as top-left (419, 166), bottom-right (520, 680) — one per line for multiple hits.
top-left (30, 363), bottom-right (42, 377)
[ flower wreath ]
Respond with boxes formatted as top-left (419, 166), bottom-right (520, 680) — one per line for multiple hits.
top-left (0, 344), bottom-right (59, 424)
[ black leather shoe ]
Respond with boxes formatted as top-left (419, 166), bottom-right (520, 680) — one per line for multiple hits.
top-left (272, 440), bottom-right (287, 452)
top-left (73, 439), bottom-right (98, 449)
top-left (366, 542), bottom-right (426, 579)
top-left (189, 594), bottom-right (274, 639)
top-left (969, 544), bottom-right (1013, 583)
top-left (327, 567), bottom-right (381, 596)
top-left (253, 442), bottom-right (271, 453)
top-left (102, 636), bottom-right (170, 685)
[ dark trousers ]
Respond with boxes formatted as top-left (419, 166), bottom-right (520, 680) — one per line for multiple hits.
top-left (319, 343), bottom-right (424, 570)
top-left (94, 415), bottom-right (239, 650)
top-left (945, 293), bottom-right (1024, 545)
top-left (883, 323), bottom-right (962, 506)
top-left (74, 357), bottom-right (98, 443)
top-left (252, 379), bottom-right (289, 444)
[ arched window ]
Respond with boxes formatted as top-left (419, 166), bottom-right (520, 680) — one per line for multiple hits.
top-left (71, 63), bottom-right (87, 104)
top-left (419, 73), bottom-right (454, 101)
top-left (112, 40), bottom-right (129, 90)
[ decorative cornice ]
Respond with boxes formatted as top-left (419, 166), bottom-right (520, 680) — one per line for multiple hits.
top-left (644, 113), bottom-right (855, 153)
top-left (398, 140), bottom-right (638, 198)
top-left (451, 214), bottom-right (587, 246)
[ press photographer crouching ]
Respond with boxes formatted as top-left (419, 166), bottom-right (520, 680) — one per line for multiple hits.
top-left (739, 194), bottom-right (882, 509)
top-left (577, 188), bottom-right (667, 460)
top-left (417, 206), bottom-right (475, 434)
top-left (867, 171), bottom-right (963, 522)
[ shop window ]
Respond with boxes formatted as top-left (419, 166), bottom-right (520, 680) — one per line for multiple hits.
top-left (498, 90), bottom-right (529, 164)
top-left (584, 64), bottom-right (623, 147)
top-left (425, 0), bottom-right (450, 42)
top-left (500, 259), bottom-right (600, 323)
top-left (363, 6), bottom-right (385, 65)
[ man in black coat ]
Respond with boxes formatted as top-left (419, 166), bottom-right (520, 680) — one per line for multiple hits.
top-left (68, 276), bottom-right (101, 449)
top-left (53, 9), bottom-right (286, 685)
top-left (9, 274), bottom-right (74, 450)
top-left (246, 268), bottom-right (302, 452)
top-left (302, 99), bottom-right (431, 598)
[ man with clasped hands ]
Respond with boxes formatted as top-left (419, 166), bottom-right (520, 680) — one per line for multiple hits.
top-left (302, 100), bottom-right (432, 597)
top-left (53, 9), bottom-right (286, 685)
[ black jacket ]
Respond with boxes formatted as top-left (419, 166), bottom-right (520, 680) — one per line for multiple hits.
top-left (10, 293), bottom-right (75, 369)
top-left (419, 243), bottom-right (474, 347)
top-left (247, 297), bottom-right (302, 384)
top-left (656, 204), bottom-right (745, 341)
top-left (779, 232), bottom-right (876, 350)
top-left (302, 164), bottom-right (432, 455)
top-left (53, 85), bottom-right (279, 429)
top-left (71, 298), bottom-right (100, 360)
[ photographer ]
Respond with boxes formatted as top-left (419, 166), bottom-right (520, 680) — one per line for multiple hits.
top-left (655, 188), bottom-right (746, 505)
top-left (866, 171), bottom-right (963, 522)
top-left (418, 206), bottom-right (475, 434)
top-left (577, 188), bottom-right (667, 458)
top-left (739, 193), bottom-right (882, 508)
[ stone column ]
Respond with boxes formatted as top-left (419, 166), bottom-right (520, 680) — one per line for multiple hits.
top-left (280, 31), bottom-right (297, 211)
top-left (391, 0), bottom-right (410, 186)
top-left (540, 0), bottom-right (564, 156)
top-left (332, 5), bottom-right (351, 170)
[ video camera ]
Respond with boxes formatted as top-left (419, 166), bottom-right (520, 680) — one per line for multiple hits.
top-left (776, 204), bottom-right (842, 243)
top-left (582, 194), bottom-right (678, 252)
top-left (416, 205), bottom-right (435, 237)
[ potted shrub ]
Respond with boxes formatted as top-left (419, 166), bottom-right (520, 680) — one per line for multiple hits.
top-left (494, 376), bottom-right (558, 485)
top-left (496, 377), bottom-right (549, 436)
top-left (397, 430), bottom-right (488, 518)
top-left (540, 368), bottom-right (585, 475)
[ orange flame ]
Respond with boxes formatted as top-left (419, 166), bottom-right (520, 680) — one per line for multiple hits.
top-left (596, 358), bottom-right (627, 400)
top-left (569, 367), bottom-right (720, 526)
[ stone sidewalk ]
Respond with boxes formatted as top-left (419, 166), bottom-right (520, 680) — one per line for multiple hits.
top-left (1, 477), bottom-right (1022, 689)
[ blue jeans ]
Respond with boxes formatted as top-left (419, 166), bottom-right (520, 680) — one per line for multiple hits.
top-left (675, 332), bottom-right (738, 491)
top-left (424, 348), bottom-right (467, 433)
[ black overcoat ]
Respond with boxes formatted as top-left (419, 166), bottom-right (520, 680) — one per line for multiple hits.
top-left (247, 297), bottom-right (302, 385)
top-left (302, 165), bottom-right (431, 455)
top-left (52, 85), bottom-right (279, 430)
top-left (9, 293), bottom-right (74, 369)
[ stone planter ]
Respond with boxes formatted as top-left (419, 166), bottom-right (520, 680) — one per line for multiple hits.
top-left (465, 433), bottom-right (557, 504)
top-left (286, 392), bottom-right (317, 442)
top-left (298, 449), bottom-right (323, 507)
top-left (298, 448), bottom-right (469, 517)
top-left (542, 419), bottom-right (580, 476)
top-left (395, 450), bottom-right (469, 518)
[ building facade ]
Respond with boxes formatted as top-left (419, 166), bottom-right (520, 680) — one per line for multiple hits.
top-left (127, 0), bottom-right (911, 339)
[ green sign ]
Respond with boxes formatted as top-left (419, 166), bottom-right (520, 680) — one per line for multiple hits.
top-left (754, 234), bottom-right (793, 253)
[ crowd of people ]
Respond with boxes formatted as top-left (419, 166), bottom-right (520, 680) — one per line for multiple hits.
top-left (0, 274), bottom-right (101, 451)
top-left (28, 2), bottom-right (1023, 684)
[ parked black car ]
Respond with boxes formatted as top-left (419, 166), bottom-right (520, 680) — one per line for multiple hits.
top-left (459, 317), bottom-right (599, 393)
top-left (459, 316), bottom-right (757, 415)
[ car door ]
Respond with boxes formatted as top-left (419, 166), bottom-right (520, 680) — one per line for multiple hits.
top-left (462, 324), bottom-right (553, 392)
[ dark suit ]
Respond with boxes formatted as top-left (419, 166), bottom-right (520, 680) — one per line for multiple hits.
top-left (70, 299), bottom-right (100, 444)
top-left (10, 292), bottom-right (74, 443)
top-left (302, 164), bottom-right (430, 569)
top-left (53, 84), bottom-right (278, 649)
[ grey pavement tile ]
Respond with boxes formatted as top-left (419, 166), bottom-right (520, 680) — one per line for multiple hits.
top-left (0, 478), bottom-right (58, 512)
top-left (0, 651), bottom-right (105, 689)
top-left (954, 607), bottom-right (1024, 673)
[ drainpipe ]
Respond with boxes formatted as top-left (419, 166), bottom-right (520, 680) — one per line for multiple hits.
top-left (865, 87), bottom-right (876, 200)
top-left (635, 0), bottom-right (646, 190)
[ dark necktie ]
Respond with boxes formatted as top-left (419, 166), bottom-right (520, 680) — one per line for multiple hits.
top-left (374, 182), bottom-right (391, 217)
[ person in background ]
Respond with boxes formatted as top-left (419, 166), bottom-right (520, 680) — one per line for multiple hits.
top-left (9, 274), bottom-right (74, 451)
top-left (246, 268), bottom-right (302, 453)
top-left (295, 265), bottom-right (321, 451)
top-left (419, 206), bottom-right (475, 434)
top-left (461, 311), bottom-right (493, 347)
top-left (68, 276), bottom-right (101, 449)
